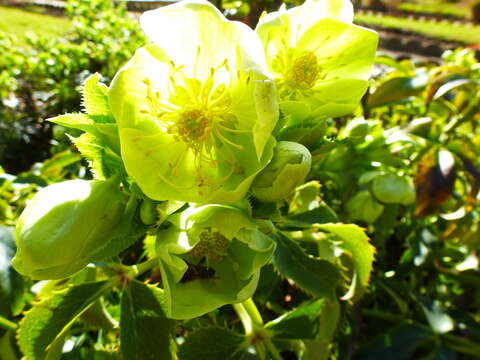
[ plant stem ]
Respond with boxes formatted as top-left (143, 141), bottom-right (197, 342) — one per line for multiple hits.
top-left (235, 298), bottom-right (284, 360)
top-left (133, 258), bottom-right (158, 277)
top-left (232, 302), bottom-right (253, 336)
top-left (264, 338), bottom-right (283, 360)
top-left (0, 316), bottom-right (17, 331)
top-left (242, 297), bottom-right (263, 325)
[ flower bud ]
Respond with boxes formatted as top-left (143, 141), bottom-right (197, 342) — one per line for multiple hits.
top-left (251, 141), bottom-right (311, 202)
top-left (346, 190), bottom-right (384, 224)
top-left (371, 173), bottom-right (416, 205)
top-left (13, 177), bottom-right (127, 280)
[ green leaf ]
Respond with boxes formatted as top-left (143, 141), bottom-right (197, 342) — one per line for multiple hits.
top-left (18, 281), bottom-right (111, 360)
top-left (271, 232), bottom-right (340, 300)
top-left (0, 226), bottom-right (26, 317)
top-left (302, 299), bottom-right (340, 360)
top-left (281, 206), bottom-right (338, 229)
top-left (265, 299), bottom-right (325, 339)
top-left (367, 74), bottom-right (427, 108)
top-left (82, 73), bottom-right (111, 116)
top-left (355, 325), bottom-right (432, 360)
top-left (39, 151), bottom-right (82, 180)
top-left (0, 331), bottom-right (17, 360)
top-left (90, 196), bottom-right (148, 262)
top-left (178, 327), bottom-right (248, 360)
top-left (70, 133), bottom-right (124, 180)
top-left (316, 223), bottom-right (375, 299)
top-left (120, 280), bottom-right (176, 360)
top-left (49, 114), bottom-right (120, 154)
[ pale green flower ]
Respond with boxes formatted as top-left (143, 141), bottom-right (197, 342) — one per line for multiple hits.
top-left (109, 0), bottom-right (278, 204)
top-left (156, 204), bottom-right (275, 319)
top-left (256, 0), bottom-right (378, 120)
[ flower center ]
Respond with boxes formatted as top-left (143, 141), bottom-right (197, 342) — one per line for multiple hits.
top-left (288, 51), bottom-right (320, 89)
top-left (173, 109), bottom-right (211, 144)
top-left (191, 229), bottom-right (230, 262)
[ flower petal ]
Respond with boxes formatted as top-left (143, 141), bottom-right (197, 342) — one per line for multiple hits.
top-left (297, 19), bottom-right (378, 82)
top-left (256, 0), bottom-right (354, 55)
top-left (141, 0), bottom-right (268, 80)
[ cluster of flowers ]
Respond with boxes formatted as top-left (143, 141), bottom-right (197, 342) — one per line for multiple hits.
top-left (13, 0), bottom-right (377, 318)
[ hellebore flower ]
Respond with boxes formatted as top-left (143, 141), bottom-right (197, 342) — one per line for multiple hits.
top-left (256, 0), bottom-right (378, 120)
top-left (12, 177), bottom-right (126, 280)
top-left (109, 0), bottom-right (278, 204)
top-left (156, 204), bottom-right (275, 319)
top-left (251, 141), bottom-right (312, 202)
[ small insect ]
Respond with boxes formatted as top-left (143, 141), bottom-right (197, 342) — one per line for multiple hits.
top-left (180, 260), bottom-right (217, 283)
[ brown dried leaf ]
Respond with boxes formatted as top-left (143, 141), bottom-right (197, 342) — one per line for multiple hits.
top-left (415, 149), bottom-right (456, 217)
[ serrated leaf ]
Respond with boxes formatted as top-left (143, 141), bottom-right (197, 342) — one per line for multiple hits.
top-left (178, 327), bottom-right (248, 360)
top-left (120, 280), bottom-right (176, 360)
top-left (70, 133), bottom-right (124, 180)
top-left (316, 224), bottom-right (375, 300)
top-left (49, 114), bottom-right (120, 154)
top-left (272, 232), bottom-right (340, 300)
top-left (265, 299), bottom-right (325, 339)
top-left (18, 281), bottom-right (111, 360)
top-left (82, 73), bottom-right (111, 116)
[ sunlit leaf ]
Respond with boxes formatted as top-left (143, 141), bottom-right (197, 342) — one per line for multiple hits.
top-left (265, 299), bottom-right (325, 339)
top-left (316, 223), bottom-right (375, 299)
top-left (271, 232), bottom-right (340, 300)
top-left (120, 280), bottom-right (176, 360)
top-left (178, 327), bottom-right (248, 360)
top-left (18, 281), bottom-right (111, 360)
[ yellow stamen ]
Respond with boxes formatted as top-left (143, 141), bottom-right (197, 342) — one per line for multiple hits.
top-left (289, 51), bottom-right (320, 89)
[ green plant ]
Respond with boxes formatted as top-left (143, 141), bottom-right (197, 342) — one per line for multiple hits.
top-left (2, 1), bottom-right (480, 359)
top-left (0, 0), bottom-right (145, 174)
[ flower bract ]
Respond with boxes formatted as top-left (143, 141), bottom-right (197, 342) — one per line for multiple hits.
top-left (156, 204), bottom-right (275, 319)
